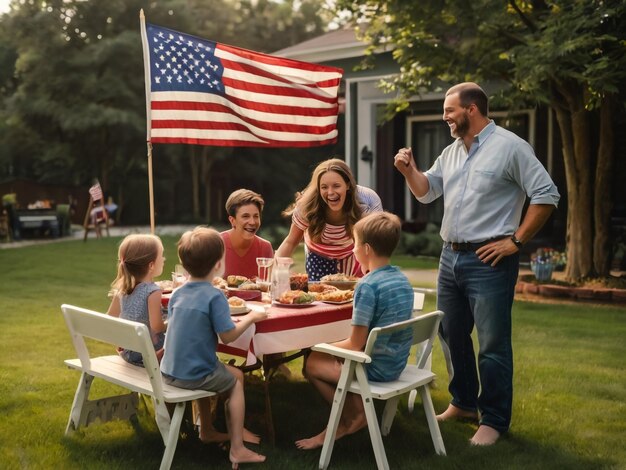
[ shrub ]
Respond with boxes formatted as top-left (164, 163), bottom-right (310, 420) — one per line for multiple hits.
top-left (397, 223), bottom-right (443, 257)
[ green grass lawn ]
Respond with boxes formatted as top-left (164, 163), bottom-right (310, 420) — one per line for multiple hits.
top-left (1, 236), bottom-right (625, 469)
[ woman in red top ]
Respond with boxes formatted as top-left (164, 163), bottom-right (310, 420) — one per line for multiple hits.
top-left (221, 189), bottom-right (274, 279)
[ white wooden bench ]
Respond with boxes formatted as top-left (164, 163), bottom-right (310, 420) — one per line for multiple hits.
top-left (61, 304), bottom-right (216, 470)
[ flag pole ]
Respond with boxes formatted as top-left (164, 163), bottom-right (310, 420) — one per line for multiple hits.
top-left (140, 9), bottom-right (155, 234)
top-left (147, 142), bottom-right (155, 233)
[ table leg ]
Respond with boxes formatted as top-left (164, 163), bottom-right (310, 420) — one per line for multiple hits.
top-left (261, 368), bottom-right (276, 446)
top-left (259, 349), bottom-right (308, 445)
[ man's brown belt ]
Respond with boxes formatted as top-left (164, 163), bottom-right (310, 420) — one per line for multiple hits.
top-left (445, 236), bottom-right (507, 252)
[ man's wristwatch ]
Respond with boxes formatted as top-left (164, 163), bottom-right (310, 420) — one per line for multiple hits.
top-left (510, 235), bottom-right (523, 250)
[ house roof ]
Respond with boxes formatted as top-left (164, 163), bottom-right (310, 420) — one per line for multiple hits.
top-left (273, 27), bottom-right (370, 63)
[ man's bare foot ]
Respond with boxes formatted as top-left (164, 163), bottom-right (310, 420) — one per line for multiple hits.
top-left (436, 404), bottom-right (478, 422)
top-left (229, 447), bottom-right (265, 469)
top-left (470, 425), bottom-right (500, 446)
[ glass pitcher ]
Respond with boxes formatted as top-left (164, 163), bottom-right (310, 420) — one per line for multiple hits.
top-left (272, 257), bottom-right (293, 301)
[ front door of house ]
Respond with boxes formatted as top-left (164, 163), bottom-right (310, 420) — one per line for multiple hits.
top-left (405, 118), bottom-right (453, 225)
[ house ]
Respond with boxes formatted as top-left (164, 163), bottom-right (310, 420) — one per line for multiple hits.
top-left (275, 27), bottom-right (568, 250)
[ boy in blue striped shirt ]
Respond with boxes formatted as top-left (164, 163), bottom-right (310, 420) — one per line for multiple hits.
top-left (296, 211), bottom-right (414, 450)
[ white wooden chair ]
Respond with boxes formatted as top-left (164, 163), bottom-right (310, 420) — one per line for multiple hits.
top-left (313, 310), bottom-right (446, 470)
top-left (407, 289), bottom-right (453, 413)
top-left (61, 304), bottom-right (215, 470)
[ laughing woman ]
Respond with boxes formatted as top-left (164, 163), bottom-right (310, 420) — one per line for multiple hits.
top-left (221, 189), bottom-right (274, 279)
top-left (276, 158), bottom-right (383, 281)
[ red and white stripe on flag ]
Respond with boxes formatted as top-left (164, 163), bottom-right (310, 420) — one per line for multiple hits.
top-left (144, 23), bottom-right (343, 147)
top-left (89, 183), bottom-right (103, 201)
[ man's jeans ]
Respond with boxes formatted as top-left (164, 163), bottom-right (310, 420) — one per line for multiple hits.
top-left (437, 244), bottom-right (519, 433)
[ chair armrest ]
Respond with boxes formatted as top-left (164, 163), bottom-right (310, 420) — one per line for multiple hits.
top-left (312, 343), bottom-right (371, 363)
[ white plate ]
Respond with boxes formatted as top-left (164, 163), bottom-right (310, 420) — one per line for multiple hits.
top-left (321, 299), bottom-right (353, 305)
top-left (272, 301), bottom-right (316, 308)
top-left (229, 306), bottom-right (250, 315)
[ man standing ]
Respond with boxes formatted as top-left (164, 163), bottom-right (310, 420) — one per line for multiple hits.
top-left (394, 82), bottom-right (559, 445)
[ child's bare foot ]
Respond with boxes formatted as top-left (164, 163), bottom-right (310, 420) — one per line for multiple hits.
top-left (243, 427), bottom-right (261, 445)
top-left (295, 417), bottom-right (367, 450)
top-left (229, 447), bottom-right (265, 469)
top-left (436, 404), bottom-right (478, 422)
top-left (199, 429), bottom-right (230, 444)
top-left (200, 427), bottom-right (260, 445)
top-left (342, 415), bottom-right (367, 436)
top-left (470, 425), bottom-right (500, 446)
top-left (295, 429), bottom-right (326, 450)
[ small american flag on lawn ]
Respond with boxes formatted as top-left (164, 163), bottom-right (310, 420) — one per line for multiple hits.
top-left (89, 183), bottom-right (103, 201)
top-left (141, 22), bottom-right (343, 147)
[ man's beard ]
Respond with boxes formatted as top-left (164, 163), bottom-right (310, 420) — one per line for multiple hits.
top-left (451, 112), bottom-right (470, 138)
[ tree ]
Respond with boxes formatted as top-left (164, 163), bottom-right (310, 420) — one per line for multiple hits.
top-left (333, 0), bottom-right (626, 281)
top-left (0, 0), bottom-right (184, 196)
top-left (0, 0), bottom-right (338, 225)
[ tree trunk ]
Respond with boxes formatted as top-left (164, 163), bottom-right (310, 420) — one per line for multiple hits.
top-left (593, 96), bottom-right (615, 276)
top-left (553, 84), bottom-right (594, 281)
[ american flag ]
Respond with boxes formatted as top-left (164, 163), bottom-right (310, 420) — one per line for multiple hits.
top-left (142, 22), bottom-right (344, 147)
top-left (89, 182), bottom-right (103, 201)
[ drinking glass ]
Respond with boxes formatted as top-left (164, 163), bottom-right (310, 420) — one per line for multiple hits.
top-left (172, 264), bottom-right (188, 288)
top-left (256, 257), bottom-right (274, 292)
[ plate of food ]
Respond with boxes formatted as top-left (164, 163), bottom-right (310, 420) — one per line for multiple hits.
top-left (212, 276), bottom-right (229, 290)
top-left (227, 275), bottom-right (249, 288)
top-left (316, 289), bottom-right (354, 304)
top-left (273, 290), bottom-right (316, 307)
top-left (228, 296), bottom-right (250, 315)
top-left (320, 274), bottom-right (359, 290)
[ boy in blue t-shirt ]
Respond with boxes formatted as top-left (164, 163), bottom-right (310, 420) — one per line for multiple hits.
top-left (161, 227), bottom-right (266, 468)
top-left (296, 212), bottom-right (414, 450)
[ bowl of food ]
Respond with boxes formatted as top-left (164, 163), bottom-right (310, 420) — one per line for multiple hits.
top-left (290, 273), bottom-right (309, 291)
top-left (320, 273), bottom-right (359, 290)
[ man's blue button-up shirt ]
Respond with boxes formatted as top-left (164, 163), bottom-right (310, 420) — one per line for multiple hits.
top-left (418, 121), bottom-right (560, 243)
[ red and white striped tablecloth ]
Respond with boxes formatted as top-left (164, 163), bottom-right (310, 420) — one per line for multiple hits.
top-left (161, 295), bottom-right (352, 365)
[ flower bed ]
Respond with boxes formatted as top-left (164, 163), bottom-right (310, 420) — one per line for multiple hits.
top-left (516, 274), bottom-right (626, 303)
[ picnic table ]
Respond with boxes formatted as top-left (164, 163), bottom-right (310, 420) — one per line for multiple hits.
top-left (16, 208), bottom-right (60, 238)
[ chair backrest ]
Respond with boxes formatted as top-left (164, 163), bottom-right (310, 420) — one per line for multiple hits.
top-left (61, 304), bottom-right (164, 399)
top-left (363, 310), bottom-right (444, 369)
top-left (412, 291), bottom-right (425, 312)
